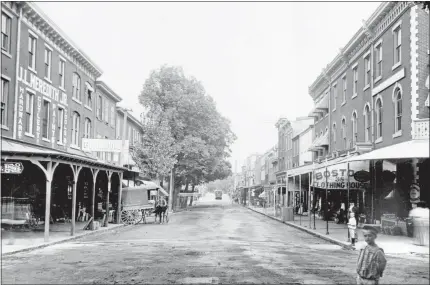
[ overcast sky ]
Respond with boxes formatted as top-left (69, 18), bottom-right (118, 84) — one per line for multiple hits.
top-left (36, 1), bottom-right (381, 171)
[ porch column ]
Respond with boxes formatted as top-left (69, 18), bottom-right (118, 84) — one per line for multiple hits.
top-left (70, 165), bottom-right (82, 236)
top-left (117, 172), bottom-right (123, 224)
top-left (30, 160), bottom-right (59, 242)
top-left (104, 171), bottom-right (113, 227)
top-left (91, 169), bottom-right (100, 230)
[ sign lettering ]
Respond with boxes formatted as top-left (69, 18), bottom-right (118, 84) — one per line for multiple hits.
top-left (17, 87), bottom-right (24, 138)
top-left (82, 138), bottom-right (129, 153)
top-left (312, 161), bottom-right (369, 190)
top-left (51, 103), bottom-right (56, 145)
top-left (63, 108), bottom-right (68, 145)
top-left (1, 162), bottom-right (24, 174)
top-left (18, 67), bottom-right (68, 106)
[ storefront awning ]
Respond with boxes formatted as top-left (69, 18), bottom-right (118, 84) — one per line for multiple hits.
top-left (315, 94), bottom-right (329, 110)
top-left (346, 140), bottom-right (429, 162)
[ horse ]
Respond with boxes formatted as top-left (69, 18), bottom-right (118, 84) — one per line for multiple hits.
top-left (154, 199), bottom-right (168, 224)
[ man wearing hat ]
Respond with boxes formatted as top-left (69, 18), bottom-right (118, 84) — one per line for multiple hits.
top-left (356, 225), bottom-right (387, 284)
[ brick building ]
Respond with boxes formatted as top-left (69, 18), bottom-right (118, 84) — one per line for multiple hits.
top-left (292, 2), bottom-right (429, 225)
top-left (1, 2), bottom-right (127, 242)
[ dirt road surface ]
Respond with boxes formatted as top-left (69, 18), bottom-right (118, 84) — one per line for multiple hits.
top-left (2, 194), bottom-right (429, 284)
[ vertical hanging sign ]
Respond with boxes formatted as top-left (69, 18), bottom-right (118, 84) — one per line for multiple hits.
top-left (17, 87), bottom-right (24, 139)
top-left (36, 95), bottom-right (42, 144)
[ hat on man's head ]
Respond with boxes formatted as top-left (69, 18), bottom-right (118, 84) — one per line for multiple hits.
top-left (362, 225), bottom-right (378, 236)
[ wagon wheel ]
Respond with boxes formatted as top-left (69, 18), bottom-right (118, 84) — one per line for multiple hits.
top-left (121, 210), bottom-right (141, 225)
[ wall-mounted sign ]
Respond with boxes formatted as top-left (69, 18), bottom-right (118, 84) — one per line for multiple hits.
top-left (312, 161), bottom-right (369, 190)
top-left (353, 170), bottom-right (371, 183)
top-left (1, 162), bottom-right (24, 174)
top-left (82, 139), bottom-right (129, 153)
top-left (17, 87), bottom-right (24, 139)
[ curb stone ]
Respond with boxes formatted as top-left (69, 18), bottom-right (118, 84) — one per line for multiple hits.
top-left (246, 206), bottom-right (353, 250)
top-left (2, 224), bottom-right (128, 257)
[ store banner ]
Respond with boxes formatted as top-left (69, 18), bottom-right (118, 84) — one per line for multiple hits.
top-left (82, 139), bottom-right (129, 153)
top-left (312, 161), bottom-right (369, 190)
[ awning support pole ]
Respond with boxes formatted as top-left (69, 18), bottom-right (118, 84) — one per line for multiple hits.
top-left (325, 166), bottom-right (329, 235)
top-left (104, 171), bottom-right (113, 227)
top-left (308, 172), bottom-right (312, 229)
top-left (117, 172), bottom-right (123, 223)
top-left (91, 169), bottom-right (100, 230)
top-left (30, 160), bottom-right (59, 242)
top-left (70, 164), bottom-right (82, 236)
top-left (299, 174), bottom-right (302, 226)
top-left (293, 176), bottom-right (296, 219)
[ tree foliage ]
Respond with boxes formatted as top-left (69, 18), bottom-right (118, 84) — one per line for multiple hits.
top-left (206, 176), bottom-right (234, 194)
top-left (138, 65), bottom-right (236, 188)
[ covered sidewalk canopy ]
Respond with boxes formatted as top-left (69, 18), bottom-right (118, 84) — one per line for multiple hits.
top-left (1, 138), bottom-right (126, 242)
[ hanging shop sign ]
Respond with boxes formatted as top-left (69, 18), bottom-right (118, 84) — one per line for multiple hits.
top-left (1, 162), bottom-right (24, 174)
top-left (353, 170), bottom-right (371, 183)
top-left (82, 139), bottom-right (129, 153)
top-left (312, 161), bottom-right (369, 190)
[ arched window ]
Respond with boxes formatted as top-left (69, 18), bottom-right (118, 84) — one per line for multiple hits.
top-left (394, 88), bottom-right (402, 132)
top-left (352, 112), bottom-right (357, 145)
top-left (364, 105), bottom-right (371, 142)
top-left (72, 111), bottom-right (80, 146)
top-left (84, 118), bottom-right (92, 139)
top-left (341, 118), bottom-right (347, 149)
top-left (376, 98), bottom-right (383, 139)
top-left (72, 73), bottom-right (81, 101)
top-left (332, 123), bottom-right (336, 147)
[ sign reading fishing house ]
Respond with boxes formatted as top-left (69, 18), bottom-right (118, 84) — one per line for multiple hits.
top-left (312, 161), bottom-right (370, 190)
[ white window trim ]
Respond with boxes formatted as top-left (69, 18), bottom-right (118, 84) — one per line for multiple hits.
top-left (392, 61), bottom-right (402, 71)
top-left (42, 138), bottom-right (51, 143)
top-left (28, 31), bottom-right (37, 72)
top-left (391, 19), bottom-right (402, 33)
top-left (375, 95), bottom-right (383, 139)
top-left (84, 105), bottom-right (92, 111)
top-left (25, 88), bottom-right (35, 135)
top-left (363, 51), bottom-right (371, 90)
top-left (59, 54), bottom-right (67, 63)
top-left (41, 99), bottom-right (50, 139)
top-left (1, 75), bottom-right (10, 127)
top-left (1, 125), bottom-right (9, 130)
top-left (352, 94), bottom-right (358, 99)
top-left (1, 8), bottom-right (14, 19)
top-left (1, 50), bottom-right (12, 58)
top-left (59, 58), bottom-right (66, 90)
top-left (392, 21), bottom-right (402, 70)
top-left (24, 132), bottom-right (35, 138)
top-left (44, 43), bottom-right (53, 52)
top-left (392, 130), bottom-right (402, 138)
top-left (374, 39), bottom-right (383, 81)
top-left (375, 137), bottom-right (383, 144)
top-left (70, 144), bottom-right (81, 150)
top-left (72, 97), bottom-right (82, 105)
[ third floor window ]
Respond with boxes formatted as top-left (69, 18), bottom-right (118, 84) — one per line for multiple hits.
top-left (44, 47), bottom-right (52, 81)
top-left (375, 43), bottom-right (382, 78)
top-left (59, 59), bottom-right (65, 89)
top-left (352, 66), bottom-right (358, 95)
top-left (1, 13), bottom-right (11, 53)
top-left (393, 25), bottom-right (401, 65)
top-left (364, 54), bottom-right (371, 87)
top-left (28, 34), bottom-right (37, 70)
top-left (342, 76), bottom-right (347, 103)
top-left (364, 105), bottom-right (371, 142)
top-left (72, 73), bottom-right (81, 101)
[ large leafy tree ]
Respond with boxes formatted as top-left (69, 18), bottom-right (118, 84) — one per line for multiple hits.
top-left (138, 65), bottom-right (236, 208)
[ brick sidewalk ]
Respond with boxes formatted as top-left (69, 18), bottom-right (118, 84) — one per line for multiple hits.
top-left (248, 205), bottom-right (429, 259)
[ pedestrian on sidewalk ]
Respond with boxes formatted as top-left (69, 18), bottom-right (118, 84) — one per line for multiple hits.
top-left (348, 212), bottom-right (357, 247)
top-left (356, 225), bottom-right (387, 285)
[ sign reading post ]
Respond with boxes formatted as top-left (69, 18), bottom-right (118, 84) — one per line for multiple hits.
top-left (1, 162), bottom-right (24, 174)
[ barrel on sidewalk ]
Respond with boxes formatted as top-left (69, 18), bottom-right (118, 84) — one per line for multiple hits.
top-left (413, 217), bottom-right (429, 246)
top-left (281, 207), bottom-right (294, 222)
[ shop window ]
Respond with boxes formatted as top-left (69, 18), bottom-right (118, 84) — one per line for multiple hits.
top-left (72, 111), bottom-right (80, 146)
top-left (28, 33), bottom-right (37, 70)
top-left (1, 12), bottom-right (11, 53)
top-left (394, 88), bottom-right (402, 132)
top-left (376, 98), bottom-right (383, 139)
top-left (1, 77), bottom-right (9, 126)
top-left (44, 47), bottom-right (52, 81)
top-left (72, 73), bottom-right (81, 101)
top-left (57, 107), bottom-right (64, 144)
top-left (59, 59), bottom-right (65, 89)
top-left (42, 100), bottom-right (50, 139)
top-left (364, 105), bottom-right (371, 142)
top-left (25, 91), bottom-right (34, 134)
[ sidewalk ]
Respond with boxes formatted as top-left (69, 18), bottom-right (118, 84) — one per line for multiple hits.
top-left (248, 205), bottom-right (429, 259)
top-left (1, 222), bottom-right (126, 256)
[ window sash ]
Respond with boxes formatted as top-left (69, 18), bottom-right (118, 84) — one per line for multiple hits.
top-left (44, 49), bottom-right (52, 79)
top-left (353, 69), bottom-right (358, 94)
top-left (1, 78), bottom-right (8, 125)
top-left (343, 78), bottom-right (347, 101)
top-left (1, 14), bottom-right (11, 52)
top-left (42, 101), bottom-right (50, 138)
top-left (28, 37), bottom-right (36, 69)
top-left (25, 92), bottom-right (34, 134)
top-left (394, 28), bottom-right (401, 63)
top-left (59, 60), bottom-right (65, 88)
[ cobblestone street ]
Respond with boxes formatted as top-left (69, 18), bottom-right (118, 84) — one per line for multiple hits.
top-left (2, 196), bottom-right (429, 284)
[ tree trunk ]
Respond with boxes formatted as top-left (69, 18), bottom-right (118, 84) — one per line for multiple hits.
top-left (189, 183), bottom-right (195, 206)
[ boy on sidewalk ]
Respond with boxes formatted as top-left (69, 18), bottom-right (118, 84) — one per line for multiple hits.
top-left (348, 212), bottom-right (357, 246)
top-left (356, 225), bottom-right (387, 285)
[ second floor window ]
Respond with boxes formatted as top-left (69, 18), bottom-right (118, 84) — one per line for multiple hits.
top-left (1, 77), bottom-right (9, 126)
top-left (364, 54), bottom-right (371, 86)
top-left (376, 98), bottom-right (383, 139)
top-left (72, 73), bottom-right (81, 101)
top-left (364, 105), bottom-right (371, 142)
top-left (84, 118), bottom-right (92, 139)
top-left (333, 84), bottom-right (337, 109)
top-left (28, 34), bottom-right (37, 70)
top-left (42, 100), bottom-right (50, 139)
top-left (341, 118), bottom-right (347, 149)
top-left (352, 112), bottom-right (357, 145)
top-left (57, 107), bottom-right (64, 144)
top-left (59, 59), bottom-right (65, 89)
top-left (394, 88), bottom-right (402, 132)
top-left (25, 91), bottom-right (34, 134)
top-left (342, 76), bottom-right (347, 103)
top-left (352, 66), bottom-right (358, 95)
top-left (1, 13), bottom-right (11, 53)
top-left (72, 111), bottom-right (80, 146)
top-left (393, 25), bottom-right (401, 65)
top-left (44, 48), bottom-right (52, 80)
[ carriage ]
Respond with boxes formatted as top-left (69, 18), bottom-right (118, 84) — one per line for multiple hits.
top-left (120, 183), bottom-right (169, 225)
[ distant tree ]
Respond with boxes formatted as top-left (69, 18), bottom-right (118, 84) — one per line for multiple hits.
top-left (414, 1), bottom-right (430, 10)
